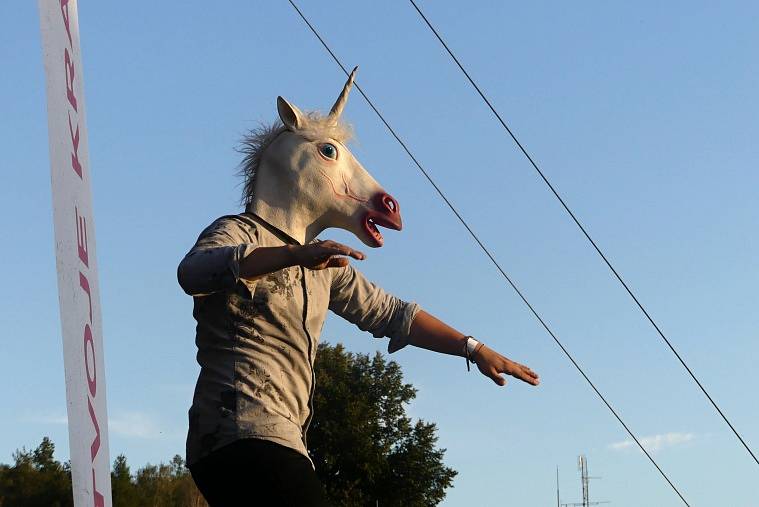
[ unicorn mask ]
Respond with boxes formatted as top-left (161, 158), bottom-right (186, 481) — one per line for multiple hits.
top-left (242, 68), bottom-right (402, 248)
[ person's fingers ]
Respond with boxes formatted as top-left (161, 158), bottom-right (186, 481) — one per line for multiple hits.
top-left (317, 240), bottom-right (345, 253)
top-left (314, 245), bottom-right (343, 258)
top-left (508, 363), bottom-right (540, 386)
top-left (515, 362), bottom-right (538, 379)
top-left (521, 369), bottom-right (540, 386)
top-left (496, 358), bottom-right (540, 386)
top-left (488, 369), bottom-right (507, 386)
top-left (315, 241), bottom-right (365, 260)
top-left (348, 249), bottom-right (365, 260)
top-left (333, 246), bottom-right (364, 260)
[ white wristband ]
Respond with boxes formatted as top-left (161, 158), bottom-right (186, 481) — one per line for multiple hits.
top-left (466, 336), bottom-right (480, 355)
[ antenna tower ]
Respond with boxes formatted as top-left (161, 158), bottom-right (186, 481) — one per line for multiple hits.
top-left (559, 455), bottom-right (610, 507)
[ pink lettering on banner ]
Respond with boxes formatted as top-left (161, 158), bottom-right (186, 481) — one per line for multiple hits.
top-left (79, 272), bottom-right (93, 323)
top-left (61, 3), bottom-right (107, 503)
top-left (75, 207), bottom-right (88, 266)
top-left (59, 0), bottom-right (73, 46)
top-left (69, 113), bottom-right (82, 178)
top-left (64, 48), bottom-right (77, 112)
top-left (92, 470), bottom-right (105, 507)
top-left (42, 0), bottom-right (111, 503)
top-left (83, 323), bottom-right (96, 396)
top-left (75, 200), bottom-right (102, 506)
top-left (86, 396), bottom-right (100, 460)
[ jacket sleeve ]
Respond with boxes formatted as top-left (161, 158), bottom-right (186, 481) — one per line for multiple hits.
top-left (177, 216), bottom-right (258, 297)
top-left (328, 264), bottom-right (421, 353)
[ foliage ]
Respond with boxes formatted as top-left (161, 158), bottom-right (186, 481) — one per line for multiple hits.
top-left (309, 342), bottom-right (457, 506)
top-left (0, 436), bottom-right (72, 507)
top-left (111, 453), bottom-right (205, 507)
top-left (0, 344), bottom-right (456, 506)
top-left (0, 439), bottom-right (205, 507)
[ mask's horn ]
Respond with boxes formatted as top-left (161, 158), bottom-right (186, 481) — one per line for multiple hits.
top-left (328, 66), bottom-right (358, 123)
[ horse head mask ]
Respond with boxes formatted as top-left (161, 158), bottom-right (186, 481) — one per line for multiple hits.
top-left (242, 67), bottom-right (402, 248)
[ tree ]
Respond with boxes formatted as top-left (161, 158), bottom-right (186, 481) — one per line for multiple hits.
top-left (0, 437), bottom-right (73, 507)
top-left (111, 454), bottom-right (138, 507)
top-left (309, 342), bottom-right (457, 506)
top-left (110, 453), bottom-right (205, 507)
top-left (0, 439), bottom-right (205, 507)
top-left (128, 455), bottom-right (205, 507)
top-left (1, 344), bottom-right (455, 506)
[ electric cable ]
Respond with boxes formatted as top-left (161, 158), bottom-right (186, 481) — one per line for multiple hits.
top-left (408, 0), bottom-right (758, 468)
top-left (286, 1), bottom-right (691, 504)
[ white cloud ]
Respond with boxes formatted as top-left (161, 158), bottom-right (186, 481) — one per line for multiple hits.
top-left (108, 411), bottom-right (168, 439)
top-left (608, 432), bottom-right (696, 453)
top-left (23, 411), bottom-right (173, 440)
top-left (22, 414), bottom-right (69, 425)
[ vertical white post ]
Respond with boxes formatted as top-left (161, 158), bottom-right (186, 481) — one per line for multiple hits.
top-left (38, 1), bottom-right (112, 505)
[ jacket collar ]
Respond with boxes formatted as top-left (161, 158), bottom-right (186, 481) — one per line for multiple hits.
top-left (243, 205), bottom-right (304, 246)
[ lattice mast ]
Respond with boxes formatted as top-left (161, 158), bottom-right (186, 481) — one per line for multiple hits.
top-left (559, 455), bottom-right (609, 507)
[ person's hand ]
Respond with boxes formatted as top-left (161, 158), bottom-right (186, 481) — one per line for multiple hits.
top-left (291, 240), bottom-right (365, 270)
top-left (473, 345), bottom-right (540, 387)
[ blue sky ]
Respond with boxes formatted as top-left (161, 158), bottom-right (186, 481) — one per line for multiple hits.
top-left (2, 1), bottom-right (758, 505)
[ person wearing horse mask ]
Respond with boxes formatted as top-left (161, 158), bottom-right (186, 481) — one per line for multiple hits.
top-left (177, 68), bottom-right (540, 506)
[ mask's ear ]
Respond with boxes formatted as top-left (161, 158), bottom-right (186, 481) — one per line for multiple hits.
top-left (277, 96), bottom-right (304, 131)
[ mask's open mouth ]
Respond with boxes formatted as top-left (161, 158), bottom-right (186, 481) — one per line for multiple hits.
top-left (363, 211), bottom-right (402, 247)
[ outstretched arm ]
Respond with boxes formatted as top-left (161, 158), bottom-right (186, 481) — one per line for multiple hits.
top-left (235, 238), bottom-right (539, 388)
top-left (238, 240), bottom-right (365, 279)
top-left (178, 214), bottom-right (364, 296)
top-left (409, 310), bottom-right (540, 387)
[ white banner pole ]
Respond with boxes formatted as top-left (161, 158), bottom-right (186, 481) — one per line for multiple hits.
top-left (38, 1), bottom-right (112, 505)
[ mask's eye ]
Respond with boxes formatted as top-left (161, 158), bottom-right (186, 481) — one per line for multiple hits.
top-left (319, 143), bottom-right (338, 160)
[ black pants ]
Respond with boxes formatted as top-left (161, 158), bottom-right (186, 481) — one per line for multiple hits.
top-left (189, 438), bottom-right (329, 506)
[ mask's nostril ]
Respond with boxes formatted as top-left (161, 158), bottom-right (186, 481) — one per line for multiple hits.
top-left (382, 194), bottom-right (398, 213)
top-left (373, 192), bottom-right (403, 231)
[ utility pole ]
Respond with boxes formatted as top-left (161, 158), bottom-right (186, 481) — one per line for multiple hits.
top-left (559, 455), bottom-right (609, 507)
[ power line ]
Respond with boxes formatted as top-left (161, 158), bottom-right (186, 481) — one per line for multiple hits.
top-left (407, 0), bottom-right (758, 469)
top-left (285, 1), bottom-right (690, 504)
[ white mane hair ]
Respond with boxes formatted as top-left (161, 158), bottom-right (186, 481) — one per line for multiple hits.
top-left (237, 111), bottom-right (354, 207)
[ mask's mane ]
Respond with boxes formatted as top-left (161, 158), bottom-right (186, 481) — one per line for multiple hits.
top-left (237, 112), bottom-right (354, 207)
